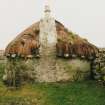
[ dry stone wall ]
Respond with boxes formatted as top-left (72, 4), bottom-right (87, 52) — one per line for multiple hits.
top-left (92, 48), bottom-right (105, 81)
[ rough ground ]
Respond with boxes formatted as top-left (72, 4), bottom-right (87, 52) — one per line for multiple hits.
top-left (0, 81), bottom-right (105, 105)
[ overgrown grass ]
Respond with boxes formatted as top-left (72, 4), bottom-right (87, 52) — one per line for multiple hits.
top-left (0, 81), bottom-right (105, 105)
top-left (0, 61), bottom-right (5, 80)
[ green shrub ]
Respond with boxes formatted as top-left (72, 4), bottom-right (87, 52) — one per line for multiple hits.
top-left (0, 62), bottom-right (5, 81)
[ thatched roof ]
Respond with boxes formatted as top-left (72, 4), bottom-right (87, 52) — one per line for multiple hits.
top-left (5, 20), bottom-right (99, 59)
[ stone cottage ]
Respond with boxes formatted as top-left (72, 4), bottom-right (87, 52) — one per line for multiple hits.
top-left (3, 3), bottom-right (101, 86)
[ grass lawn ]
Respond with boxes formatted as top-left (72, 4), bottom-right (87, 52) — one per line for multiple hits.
top-left (0, 81), bottom-right (105, 105)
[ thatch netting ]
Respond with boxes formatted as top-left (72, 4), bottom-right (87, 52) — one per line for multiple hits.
top-left (5, 20), bottom-right (99, 59)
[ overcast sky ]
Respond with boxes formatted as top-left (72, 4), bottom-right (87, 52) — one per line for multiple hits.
top-left (0, 0), bottom-right (105, 49)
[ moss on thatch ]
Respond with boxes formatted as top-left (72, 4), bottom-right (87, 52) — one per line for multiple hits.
top-left (55, 21), bottom-right (98, 59)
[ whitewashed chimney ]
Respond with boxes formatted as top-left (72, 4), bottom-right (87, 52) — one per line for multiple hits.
top-left (39, 1), bottom-right (57, 55)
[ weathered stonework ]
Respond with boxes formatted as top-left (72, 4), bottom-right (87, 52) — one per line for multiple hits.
top-left (33, 57), bottom-right (91, 82)
top-left (3, 53), bottom-right (91, 85)
top-left (92, 48), bottom-right (105, 80)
